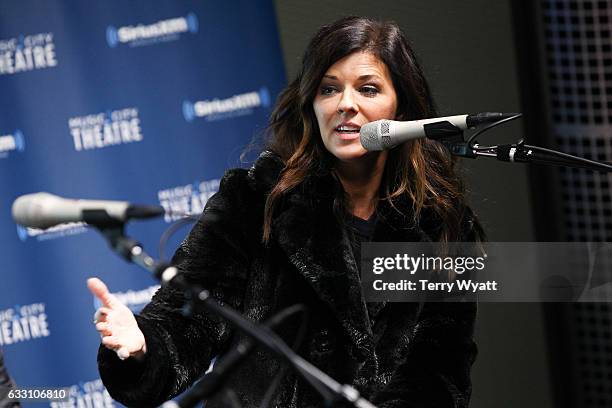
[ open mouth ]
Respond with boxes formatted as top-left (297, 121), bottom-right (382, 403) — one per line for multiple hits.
top-left (335, 125), bottom-right (361, 134)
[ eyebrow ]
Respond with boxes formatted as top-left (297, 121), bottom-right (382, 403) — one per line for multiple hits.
top-left (322, 74), bottom-right (382, 81)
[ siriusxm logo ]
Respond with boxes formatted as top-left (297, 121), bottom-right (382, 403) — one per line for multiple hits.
top-left (0, 32), bottom-right (57, 75)
top-left (0, 130), bottom-right (25, 158)
top-left (106, 12), bottom-right (198, 48)
top-left (68, 107), bottom-right (143, 152)
top-left (158, 179), bottom-right (220, 222)
top-left (183, 87), bottom-right (271, 122)
top-left (16, 222), bottom-right (88, 242)
top-left (93, 285), bottom-right (160, 314)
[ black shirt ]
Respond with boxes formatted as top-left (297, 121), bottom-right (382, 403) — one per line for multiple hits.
top-left (346, 212), bottom-right (386, 324)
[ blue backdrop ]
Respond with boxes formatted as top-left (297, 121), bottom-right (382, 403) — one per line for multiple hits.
top-left (0, 1), bottom-right (286, 406)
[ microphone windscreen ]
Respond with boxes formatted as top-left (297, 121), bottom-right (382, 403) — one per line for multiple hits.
top-left (12, 192), bottom-right (60, 229)
top-left (360, 121), bottom-right (384, 151)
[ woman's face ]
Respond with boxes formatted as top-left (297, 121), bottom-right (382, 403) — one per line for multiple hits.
top-left (313, 51), bottom-right (398, 162)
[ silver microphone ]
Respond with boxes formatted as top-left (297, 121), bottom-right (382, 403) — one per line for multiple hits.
top-left (12, 192), bottom-right (164, 229)
top-left (360, 112), bottom-right (517, 151)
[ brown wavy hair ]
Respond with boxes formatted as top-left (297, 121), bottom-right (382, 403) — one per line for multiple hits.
top-left (262, 16), bottom-right (468, 243)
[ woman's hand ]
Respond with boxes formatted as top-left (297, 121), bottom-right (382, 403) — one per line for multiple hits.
top-left (87, 277), bottom-right (147, 361)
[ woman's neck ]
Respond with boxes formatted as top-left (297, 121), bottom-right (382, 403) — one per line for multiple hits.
top-left (334, 152), bottom-right (387, 220)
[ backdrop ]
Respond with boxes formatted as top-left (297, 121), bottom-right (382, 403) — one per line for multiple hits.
top-left (0, 1), bottom-right (286, 406)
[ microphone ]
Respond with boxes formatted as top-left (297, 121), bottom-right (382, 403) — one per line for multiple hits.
top-left (12, 192), bottom-right (164, 229)
top-left (360, 112), bottom-right (518, 151)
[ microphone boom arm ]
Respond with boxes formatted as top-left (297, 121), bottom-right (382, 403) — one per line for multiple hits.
top-left (466, 141), bottom-right (612, 172)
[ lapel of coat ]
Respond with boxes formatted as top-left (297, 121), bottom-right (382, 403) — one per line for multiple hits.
top-left (271, 178), bottom-right (374, 360)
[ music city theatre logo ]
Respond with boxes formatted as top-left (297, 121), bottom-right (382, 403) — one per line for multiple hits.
top-left (0, 130), bottom-right (25, 158)
top-left (0, 303), bottom-right (50, 347)
top-left (182, 87), bottom-right (272, 122)
top-left (0, 32), bottom-right (57, 75)
top-left (50, 379), bottom-right (113, 408)
top-left (106, 12), bottom-right (198, 48)
top-left (158, 179), bottom-right (221, 222)
top-left (68, 107), bottom-right (143, 152)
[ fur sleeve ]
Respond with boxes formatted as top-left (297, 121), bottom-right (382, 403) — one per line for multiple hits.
top-left (98, 168), bottom-right (257, 407)
top-left (0, 350), bottom-right (20, 408)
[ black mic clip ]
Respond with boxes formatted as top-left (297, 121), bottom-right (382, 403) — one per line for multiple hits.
top-left (424, 121), bottom-right (477, 158)
top-left (446, 140), bottom-right (478, 158)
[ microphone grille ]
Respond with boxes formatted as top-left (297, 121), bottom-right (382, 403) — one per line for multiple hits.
top-left (381, 134), bottom-right (394, 149)
top-left (12, 192), bottom-right (57, 229)
top-left (359, 121), bottom-right (384, 151)
top-left (380, 121), bottom-right (390, 135)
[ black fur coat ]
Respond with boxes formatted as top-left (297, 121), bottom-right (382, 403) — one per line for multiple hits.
top-left (0, 350), bottom-right (20, 407)
top-left (97, 152), bottom-right (481, 408)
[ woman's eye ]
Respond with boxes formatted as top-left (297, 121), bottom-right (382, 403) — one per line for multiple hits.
top-left (360, 86), bottom-right (379, 96)
top-left (320, 86), bottom-right (337, 95)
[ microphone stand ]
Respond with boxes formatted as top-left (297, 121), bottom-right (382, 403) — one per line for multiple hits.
top-left (435, 132), bottom-right (612, 172)
top-left (94, 224), bottom-right (378, 408)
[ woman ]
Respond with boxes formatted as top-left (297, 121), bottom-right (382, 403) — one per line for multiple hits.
top-left (89, 16), bottom-right (484, 408)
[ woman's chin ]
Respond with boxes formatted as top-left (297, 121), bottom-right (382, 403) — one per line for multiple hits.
top-left (329, 145), bottom-right (367, 160)
top-left (333, 146), bottom-right (383, 162)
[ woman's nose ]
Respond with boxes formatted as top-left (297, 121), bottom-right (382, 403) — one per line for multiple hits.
top-left (337, 90), bottom-right (358, 115)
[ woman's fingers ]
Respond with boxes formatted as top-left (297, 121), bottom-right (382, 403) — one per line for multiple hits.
top-left (101, 335), bottom-right (119, 348)
top-left (116, 347), bottom-right (130, 360)
top-left (89, 278), bottom-right (123, 345)
top-left (100, 335), bottom-right (140, 361)
top-left (93, 307), bottom-right (111, 324)
top-left (87, 277), bottom-right (120, 309)
top-left (95, 322), bottom-right (111, 336)
top-left (88, 277), bottom-right (147, 360)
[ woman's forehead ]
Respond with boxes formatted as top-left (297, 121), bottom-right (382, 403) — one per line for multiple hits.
top-left (323, 52), bottom-right (391, 79)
